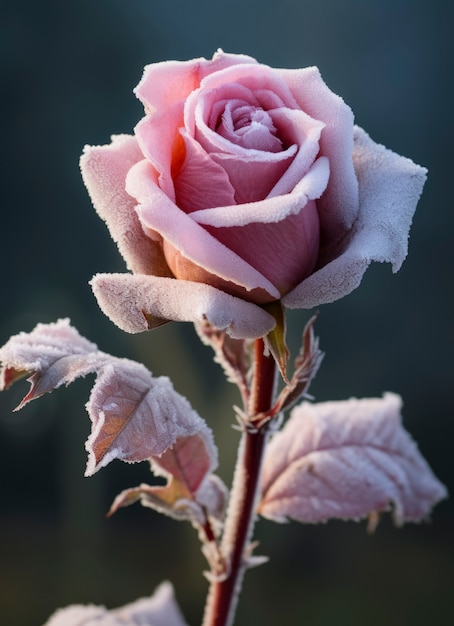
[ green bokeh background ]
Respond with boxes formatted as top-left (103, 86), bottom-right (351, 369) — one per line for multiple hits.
top-left (1, 1), bottom-right (452, 624)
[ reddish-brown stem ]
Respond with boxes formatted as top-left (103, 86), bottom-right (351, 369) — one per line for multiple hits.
top-left (202, 339), bottom-right (276, 626)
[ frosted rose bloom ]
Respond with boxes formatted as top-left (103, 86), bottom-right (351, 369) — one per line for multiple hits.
top-left (81, 50), bottom-right (426, 339)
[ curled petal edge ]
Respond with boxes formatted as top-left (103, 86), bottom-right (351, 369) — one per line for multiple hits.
top-left (90, 273), bottom-right (277, 340)
top-left (79, 134), bottom-right (172, 277)
top-left (283, 126), bottom-right (427, 309)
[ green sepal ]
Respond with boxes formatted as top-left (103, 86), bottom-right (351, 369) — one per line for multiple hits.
top-left (261, 300), bottom-right (290, 383)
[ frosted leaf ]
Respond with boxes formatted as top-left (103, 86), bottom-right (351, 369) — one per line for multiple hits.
top-left (0, 319), bottom-right (103, 405)
top-left (85, 365), bottom-right (209, 476)
top-left (150, 429), bottom-right (217, 492)
top-left (0, 320), bottom-right (214, 481)
top-left (108, 432), bottom-right (227, 526)
top-left (44, 581), bottom-right (188, 626)
top-left (260, 394), bottom-right (447, 526)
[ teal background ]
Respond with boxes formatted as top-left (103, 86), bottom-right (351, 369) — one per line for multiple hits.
top-left (1, 1), bottom-right (453, 624)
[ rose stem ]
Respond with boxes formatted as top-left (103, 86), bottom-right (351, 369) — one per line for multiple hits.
top-left (202, 338), bottom-right (276, 626)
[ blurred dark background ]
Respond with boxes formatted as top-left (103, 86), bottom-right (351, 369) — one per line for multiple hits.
top-left (1, 0), bottom-right (453, 624)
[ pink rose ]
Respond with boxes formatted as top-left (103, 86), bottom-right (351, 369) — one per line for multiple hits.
top-left (81, 50), bottom-right (426, 339)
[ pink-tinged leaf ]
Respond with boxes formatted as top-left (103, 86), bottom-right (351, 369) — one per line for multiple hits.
top-left (0, 319), bottom-right (104, 406)
top-left (0, 320), bottom-right (216, 484)
top-left (44, 581), bottom-right (188, 626)
top-left (152, 430), bottom-right (217, 494)
top-left (150, 432), bottom-right (228, 524)
top-left (260, 394), bottom-right (447, 526)
top-left (108, 431), bottom-right (227, 526)
top-left (85, 364), bottom-right (210, 476)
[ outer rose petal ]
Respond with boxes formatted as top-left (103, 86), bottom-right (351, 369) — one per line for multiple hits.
top-left (79, 135), bottom-right (171, 277)
top-left (135, 50), bottom-right (257, 113)
top-left (135, 102), bottom-right (186, 202)
top-left (278, 66), bottom-right (358, 241)
top-left (282, 126), bottom-right (427, 309)
top-left (90, 273), bottom-right (276, 339)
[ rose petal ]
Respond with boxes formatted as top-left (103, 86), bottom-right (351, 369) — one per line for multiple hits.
top-left (134, 53), bottom-right (260, 200)
top-left (211, 148), bottom-right (297, 204)
top-left (205, 107), bottom-right (325, 205)
top-left (90, 273), bottom-right (277, 339)
top-left (282, 126), bottom-right (427, 309)
top-left (188, 82), bottom-right (269, 150)
top-left (191, 91), bottom-right (298, 204)
top-left (135, 50), bottom-right (257, 114)
top-left (187, 64), bottom-right (300, 153)
top-left (184, 69), bottom-right (325, 204)
top-left (80, 135), bottom-right (170, 276)
top-left (204, 200), bottom-right (320, 294)
top-left (266, 108), bottom-right (325, 197)
top-left (279, 66), bottom-right (358, 241)
top-left (198, 62), bottom-right (300, 111)
top-left (217, 103), bottom-right (283, 152)
top-left (205, 109), bottom-right (329, 204)
top-left (190, 157), bottom-right (329, 227)
top-left (173, 131), bottom-right (236, 212)
top-left (134, 102), bottom-right (185, 201)
top-left (126, 159), bottom-right (281, 299)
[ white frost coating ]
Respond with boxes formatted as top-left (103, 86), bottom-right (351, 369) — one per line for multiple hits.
top-left (0, 319), bottom-right (110, 405)
top-left (44, 581), bottom-right (188, 626)
top-left (80, 135), bottom-right (172, 278)
top-left (283, 127), bottom-right (427, 309)
top-left (85, 363), bottom-right (213, 476)
top-left (277, 64), bottom-right (359, 239)
top-left (0, 318), bottom-right (97, 383)
top-left (90, 273), bottom-right (277, 339)
top-left (260, 393), bottom-right (447, 525)
top-left (0, 320), bottom-right (216, 480)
